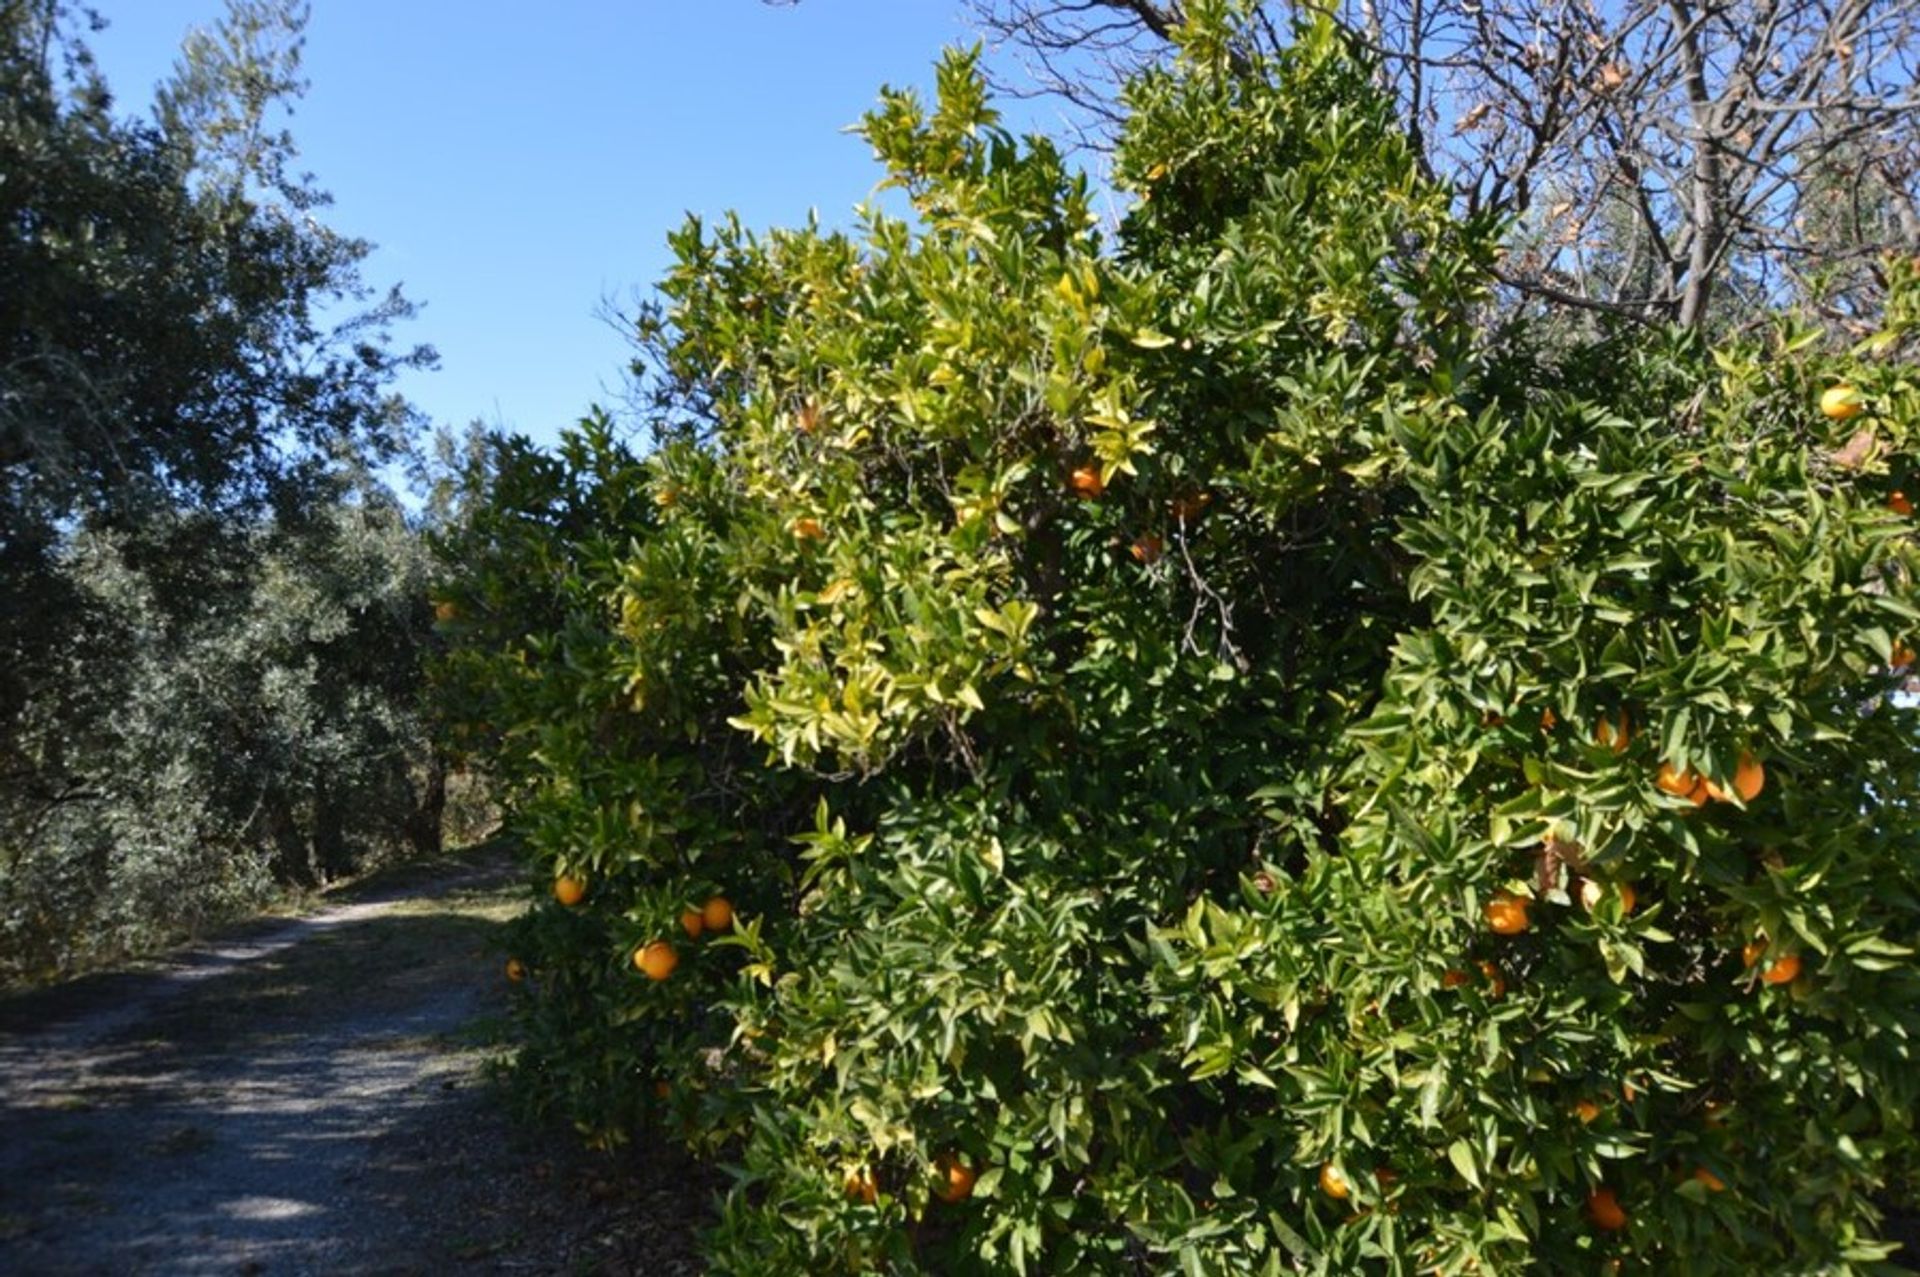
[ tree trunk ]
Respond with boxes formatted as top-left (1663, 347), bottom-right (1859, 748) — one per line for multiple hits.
top-left (311, 779), bottom-right (352, 882)
top-left (263, 796), bottom-right (317, 889)
top-left (404, 752), bottom-right (446, 859)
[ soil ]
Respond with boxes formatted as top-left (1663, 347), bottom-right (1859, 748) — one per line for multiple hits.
top-left (0, 846), bottom-right (711, 1275)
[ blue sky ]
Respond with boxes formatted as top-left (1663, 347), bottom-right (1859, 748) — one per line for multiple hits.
top-left (88, 2), bottom-right (1070, 448)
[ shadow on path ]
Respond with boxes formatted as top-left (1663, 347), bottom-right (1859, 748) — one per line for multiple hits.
top-left (0, 851), bottom-right (708, 1275)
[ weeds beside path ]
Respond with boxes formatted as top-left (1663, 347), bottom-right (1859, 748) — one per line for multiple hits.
top-left (0, 845), bottom-right (709, 1275)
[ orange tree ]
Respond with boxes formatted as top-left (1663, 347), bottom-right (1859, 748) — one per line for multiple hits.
top-left (436, 5), bottom-right (1920, 1270)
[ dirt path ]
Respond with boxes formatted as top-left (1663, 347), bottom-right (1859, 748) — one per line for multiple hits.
top-left (0, 850), bottom-right (706, 1276)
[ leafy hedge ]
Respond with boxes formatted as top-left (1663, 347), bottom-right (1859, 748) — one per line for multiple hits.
top-left (437, 9), bottom-right (1920, 1272)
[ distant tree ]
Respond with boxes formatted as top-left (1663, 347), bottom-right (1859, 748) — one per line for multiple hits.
top-left (0, 0), bottom-right (442, 981)
top-left (950, 0), bottom-right (1920, 330)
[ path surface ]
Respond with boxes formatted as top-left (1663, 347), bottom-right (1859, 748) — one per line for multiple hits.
top-left (0, 850), bottom-right (705, 1276)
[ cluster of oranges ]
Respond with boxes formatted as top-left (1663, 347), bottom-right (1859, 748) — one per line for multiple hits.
top-left (635, 895), bottom-right (733, 982)
top-left (1653, 753), bottom-right (1765, 808)
top-left (539, 875), bottom-right (738, 984)
top-left (1323, 387), bottom-right (1868, 1243)
top-left (842, 1154), bottom-right (976, 1207)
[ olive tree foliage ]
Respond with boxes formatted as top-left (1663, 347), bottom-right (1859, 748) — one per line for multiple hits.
top-left (0, 0), bottom-right (442, 983)
top-left (943, 0), bottom-right (1920, 331)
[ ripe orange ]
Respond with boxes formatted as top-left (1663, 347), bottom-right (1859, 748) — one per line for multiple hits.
top-left (1705, 752), bottom-right (1765, 803)
top-left (1655, 761), bottom-right (1708, 806)
top-left (1892, 491), bottom-right (1914, 516)
top-left (845, 1169), bottom-right (878, 1205)
top-left (635, 940), bottom-right (679, 981)
top-left (554, 875), bottom-right (587, 907)
top-left (679, 908), bottom-right (705, 939)
top-left (1441, 968), bottom-right (1471, 988)
top-left (1895, 641), bottom-right (1917, 669)
top-left (1130, 534), bottom-right (1164, 565)
top-left (792, 517), bottom-right (826, 541)
top-left (702, 896), bottom-right (734, 931)
top-left (1587, 1187), bottom-right (1629, 1231)
top-left (505, 958), bottom-right (526, 982)
top-left (1069, 466), bottom-right (1105, 499)
top-left (1761, 953), bottom-right (1801, 986)
top-left (1741, 939), bottom-right (1768, 969)
top-left (1579, 878), bottom-right (1638, 915)
top-left (1574, 1098), bottom-right (1602, 1124)
top-left (1692, 1167), bottom-right (1727, 1193)
top-left (1478, 960), bottom-right (1507, 998)
top-left (1485, 891), bottom-right (1531, 936)
top-left (1594, 712), bottom-right (1632, 753)
top-left (1319, 1162), bottom-right (1351, 1200)
top-left (933, 1155), bottom-right (976, 1203)
top-left (1820, 384), bottom-right (1865, 421)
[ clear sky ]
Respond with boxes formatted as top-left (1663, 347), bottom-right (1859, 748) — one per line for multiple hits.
top-left (87, 2), bottom-right (1067, 449)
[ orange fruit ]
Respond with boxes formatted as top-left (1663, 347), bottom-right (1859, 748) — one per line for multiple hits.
top-left (505, 958), bottom-right (526, 982)
top-left (1441, 968), bottom-right (1471, 988)
top-left (1069, 466), bottom-right (1105, 499)
top-left (1895, 641), bottom-right (1917, 669)
top-left (1574, 1098), bottom-right (1602, 1124)
top-left (1821, 384), bottom-right (1865, 421)
top-left (635, 940), bottom-right (679, 981)
top-left (1705, 752), bottom-right (1765, 803)
top-left (1485, 891), bottom-right (1531, 936)
top-left (679, 908), bottom-right (705, 939)
top-left (1579, 878), bottom-right (1637, 915)
top-left (1478, 960), bottom-right (1507, 998)
top-left (845, 1169), bottom-right (878, 1205)
top-left (1130, 534), bottom-right (1164, 565)
top-left (1762, 953), bottom-right (1801, 985)
top-left (1319, 1162), bottom-right (1351, 1200)
top-left (1693, 1167), bottom-right (1727, 1193)
top-left (792, 517), bottom-right (826, 541)
top-left (1587, 1186), bottom-right (1629, 1231)
top-left (1741, 939), bottom-right (1768, 969)
top-left (1892, 491), bottom-right (1914, 516)
top-left (554, 875), bottom-right (587, 907)
top-left (933, 1155), bottom-right (976, 1203)
top-left (702, 897), bottom-right (734, 931)
top-left (1656, 761), bottom-right (1708, 805)
top-left (1594, 712), bottom-right (1632, 753)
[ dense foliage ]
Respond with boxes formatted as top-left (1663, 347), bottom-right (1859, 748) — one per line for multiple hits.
top-left (0, 0), bottom-right (444, 982)
top-left (444, 6), bottom-right (1920, 1271)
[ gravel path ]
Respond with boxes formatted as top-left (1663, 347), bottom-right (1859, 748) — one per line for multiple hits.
top-left (0, 851), bottom-right (707, 1276)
